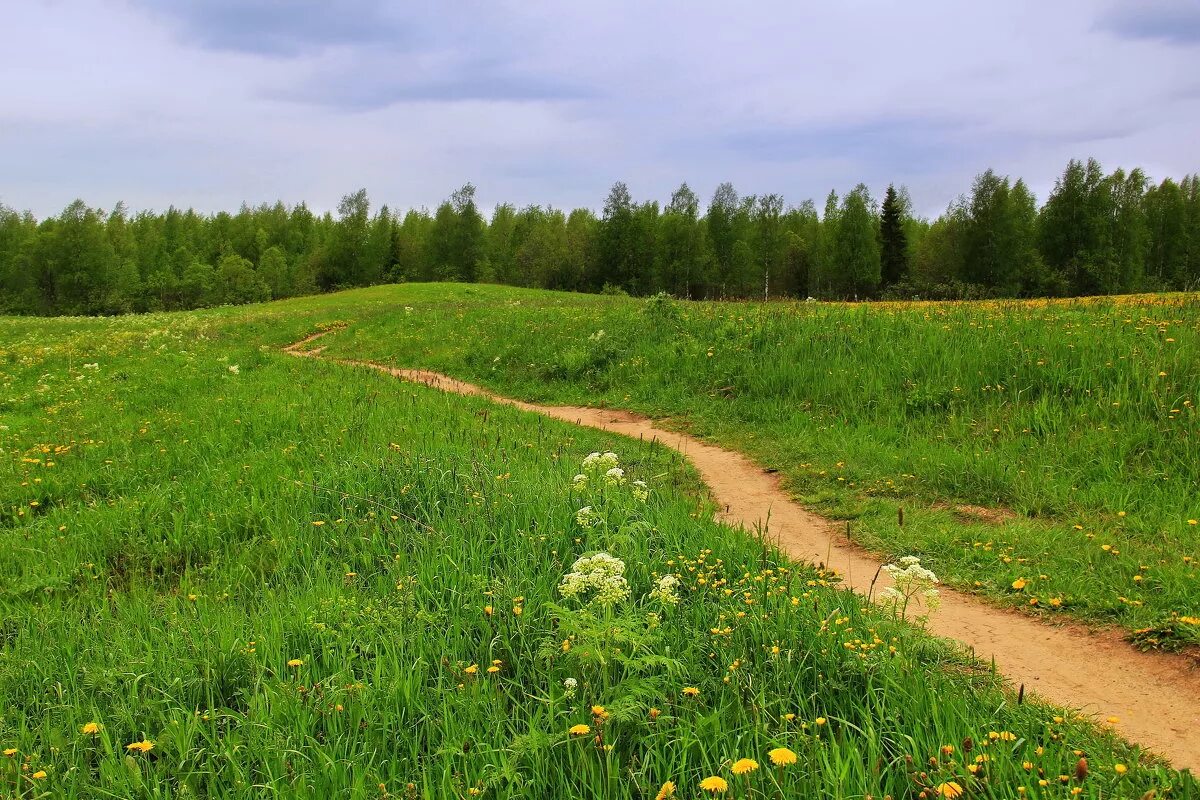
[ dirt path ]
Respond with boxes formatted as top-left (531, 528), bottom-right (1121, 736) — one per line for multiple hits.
top-left (285, 332), bottom-right (1200, 770)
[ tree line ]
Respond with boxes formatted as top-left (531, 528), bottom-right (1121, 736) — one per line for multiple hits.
top-left (2, 157), bottom-right (1198, 316)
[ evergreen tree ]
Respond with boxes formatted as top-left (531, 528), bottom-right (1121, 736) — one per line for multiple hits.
top-left (879, 184), bottom-right (909, 288)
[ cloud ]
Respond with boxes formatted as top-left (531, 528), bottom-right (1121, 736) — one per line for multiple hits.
top-left (1, 0), bottom-right (1198, 220)
top-left (1098, 1), bottom-right (1200, 45)
top-left (266, 56), bottom-right (594, 110)
top-left (722, 116), bottom-right (975, 173)
top-left (129, 0), bottom-right (411, 56)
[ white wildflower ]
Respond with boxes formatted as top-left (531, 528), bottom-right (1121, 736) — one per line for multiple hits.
top-left (563, 677), bottom-right (578, 698)
top-left (571, 473), bottom-right (589, 489)
top-left (82, 363), bottom-right (99, 370)
top-left (604, 466), bottom-right (626, 485)
top-left (631, 479), bottom-right (649, 502)
top-left (558, 552), bottom-right (630, 607)
top-left (228, 365), bottom-right (240, 374)
top-left (581, 451), bottom-right (620, 473)
top-left (648, 574), bottom-right (681, 605)
top-left (575, 506), bottom-right (600, 529)
top-left (878, 555), bottom-right (940, 621)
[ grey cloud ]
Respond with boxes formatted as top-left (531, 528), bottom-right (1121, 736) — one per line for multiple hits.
top-left (267, 58), bottom-right (595, 110)
top-left (1099, 1), bottom-right (1200, 44)
top-left (129, 0), bottom-right (412, 55)
top-left (722, 116), bottom-right (977, 172)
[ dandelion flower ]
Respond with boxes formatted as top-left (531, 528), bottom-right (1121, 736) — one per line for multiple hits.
top-left (32, 770), bottom-right (47, 779)
top-left (1011, 578), bottom-right (1027, 590)
top-left (126, 739), bottom-right (154, 753)
top-left (682, 686), bottom-right (700, 698)
top-left (287, 659), bottom-right (303, 668)
top-left (768, 747), bottom-right (797, 766)
top-left (464, 664), bottom-right (479, 675)
top-left (568, 724), bottom-right (591, 736)
top-left (731, 758), bottom-right (758, 775)
top-left (1114, 763), bottom-right (1128, 775)
top-left (2, 748), bottom-right (16, 757)
top-left (655, 781), bottom-right (676, 799)
top-left (699, 776), bottom-right (728, 793)
top-left (81, 722), bottom-right (101, 735)
top-left (936, 782), bottom-right (964, 798)
top-left (815, 716), bottom-right (827, 726)
top-left (486, 665), bottom-right (500, 674)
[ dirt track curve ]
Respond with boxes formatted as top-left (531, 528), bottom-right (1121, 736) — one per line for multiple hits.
top-left (285, 332), bottom-right (1200, 770)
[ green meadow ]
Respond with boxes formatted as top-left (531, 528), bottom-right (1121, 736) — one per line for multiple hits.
top-left (316, 284), bottom-right (1200, 647)
top-left (0, 287), bottom-right (1196, 797)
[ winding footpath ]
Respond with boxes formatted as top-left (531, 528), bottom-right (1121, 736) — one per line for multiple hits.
top-left (285, 331), bottom-right (1200, 770)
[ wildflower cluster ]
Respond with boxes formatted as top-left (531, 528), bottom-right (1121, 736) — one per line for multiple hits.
top-left (581, 451), bottom-right (620, 473)
top-left (559, 552), bottom-right (631, 607)
top-left (648, 574), bottom-right (681, 605)
top-left (879, 556), bottom-right (941, 620)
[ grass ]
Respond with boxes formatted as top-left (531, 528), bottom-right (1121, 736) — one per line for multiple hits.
top-left (0, 290), bottom-right (1195, 797)
top-left (309, 284), bottom-right (1200, 647)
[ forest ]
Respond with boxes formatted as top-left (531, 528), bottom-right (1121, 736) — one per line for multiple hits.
top-left (1, 157), bottom-right (1197, 316)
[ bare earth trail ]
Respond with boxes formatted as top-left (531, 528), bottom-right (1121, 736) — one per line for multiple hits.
top-left (284, 332), bottom-right (1200, 770)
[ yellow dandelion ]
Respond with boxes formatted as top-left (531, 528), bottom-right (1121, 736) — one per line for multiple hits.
top-left (568, 724), bottom-right (590, 736)
top-left (814, 716), bottom-right (827, 726)
top-left (487, 665), bottom-right (500, 674)
top-left (287, 659), bottom-right (303, 668)
top-left (2, 748), bottom-right (16, 757)
top-left (699, 775), bottom-right (728, 793)
top-left (682, 686), bottom-right (700, 698)
top-left (1011, 578), bottom-right (1027, 590)
top-left (936, 782), bottom-right (964, 798)
top-left (731, 758), bottom-right (758, 775)
top-left (768, 747), bottom-right (797, 766)
top-left (1114, 763), bottom-right (1128, 775)
top-left (464, 664), bottom-right (479, 675)
top-left (32, 770), bottom-right (47, 779)
top-left (126, 739), bottom-right (154, 753)
top-left (81, 722), bottom-right (101, 735)
top-left (655, 780), bottom-right (677, 799)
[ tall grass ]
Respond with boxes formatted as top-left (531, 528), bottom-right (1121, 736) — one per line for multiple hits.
top-left (2, 299), bottom-right (1192, 796)
top-left (312, 284), bottom-right (1200, 644)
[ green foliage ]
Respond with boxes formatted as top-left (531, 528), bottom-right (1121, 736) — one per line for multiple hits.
top-left (3, 159), bottom-right (1199, 317)
top-left (879, 184), bottom-right (909, 289)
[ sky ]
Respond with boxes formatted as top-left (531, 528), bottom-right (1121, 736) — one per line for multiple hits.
top-left (2, 0), bottom-right (1198, 219)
